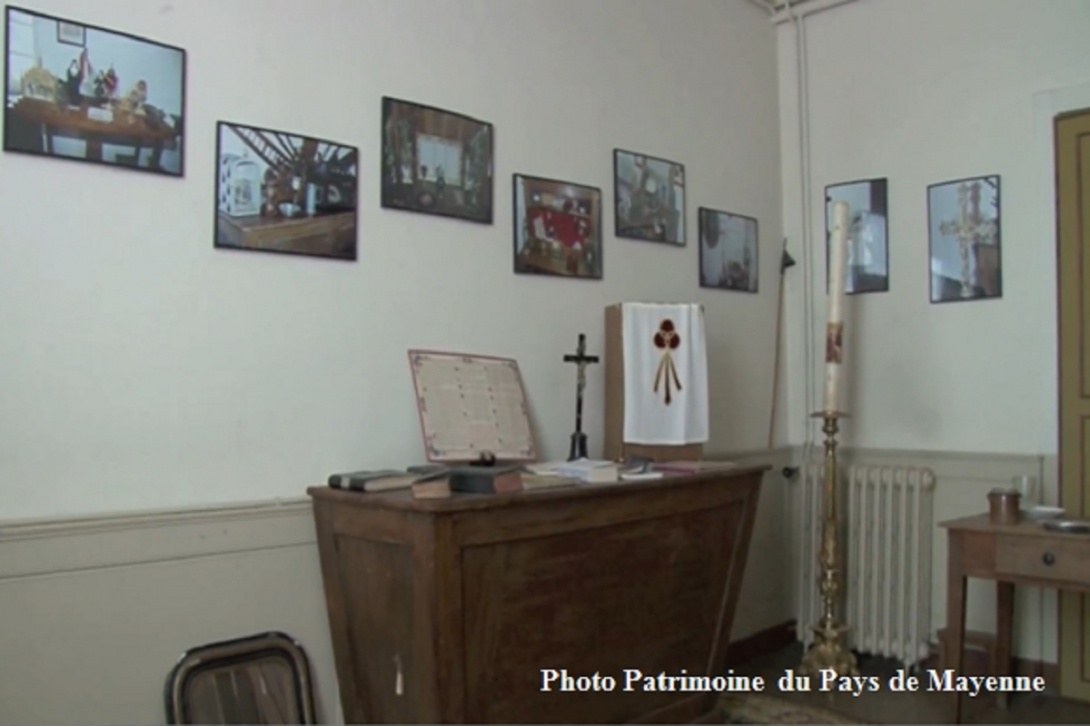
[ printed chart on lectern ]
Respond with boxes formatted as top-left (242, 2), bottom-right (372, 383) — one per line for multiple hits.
top-left (409, 350), bottom-right (536, 462)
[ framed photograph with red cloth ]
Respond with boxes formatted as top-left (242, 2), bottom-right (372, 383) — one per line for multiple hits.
top-left (512, 173), bottom-right (603, 280)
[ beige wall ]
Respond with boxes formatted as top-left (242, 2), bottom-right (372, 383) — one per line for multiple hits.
top-left (0, 0), bottom-right (783, 523)
top-left (0, 1), bottom-right (789, 720)
top-left (773, 0), bottom-right (1090, 675)
top-left (777, 0), bottom-right (1090, 453)
top-left (0, 501), bottom-right (341, 724)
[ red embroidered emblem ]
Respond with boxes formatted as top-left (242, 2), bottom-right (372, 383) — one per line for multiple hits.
top-left (825, 322), bottom-right (843, 365)
top-left (653, 319), bottom-right (683, 405)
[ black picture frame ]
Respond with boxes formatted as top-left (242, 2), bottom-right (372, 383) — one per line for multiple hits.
top-left (825, 178), bottom-right (889, 295)
top-left (512, 173), bottom-right (602, 280)
top-left (214, 121), bottom-right (359, 262)
top-left (613, 148), bottom-right (686, 245)
top-left (698, 207), bottom-right (758, 293)
top-left (3, 5), bottom-right (186, 177)
top-left (380, 97), bottom-right (493, 224)
top-left (927, 174), bottom-right (1001, 303)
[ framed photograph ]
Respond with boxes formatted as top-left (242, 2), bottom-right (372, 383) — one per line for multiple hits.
top-left (56, 21), bottom-right (84, 46)
top-left (614, 149), bottom-right (686, 245)
top-left (215, 121), bottom-right (358, 261)
top-left (927, 175), bottom-right (1001, 303)
top-left (825, 178), bottom-right (889, 294)
top-left (699, 208), bottom-right (758, 293)
top-left (380, 97), bottom-right (493, 223)
top-left (3, 6), bottom-right (186, 177)
top-left (513, 174), bottom-right (602, 280)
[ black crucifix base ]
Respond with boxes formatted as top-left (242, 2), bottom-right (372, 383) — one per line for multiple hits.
top-left (564, 333), bottom-right (599, 461)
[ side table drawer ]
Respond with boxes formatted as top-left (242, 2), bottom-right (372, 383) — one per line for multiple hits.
top-left (995, 534), bottom-right (1090, 584)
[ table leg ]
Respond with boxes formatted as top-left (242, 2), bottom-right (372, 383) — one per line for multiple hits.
top-left (995, 581), bottom-right (1015, 709)
top-left (946, 535), bottom-right (967, 724)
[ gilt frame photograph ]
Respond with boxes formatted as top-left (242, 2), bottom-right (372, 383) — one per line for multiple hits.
top-left (614, 148), bottom-right (686, 245)
top-left (512, 173), bottom-right (603, 281)
top-left (825, 178), bottom-right (890, 295)
top-left (215, 121), bottom-right (359, 261)
top-left (380, 97), bottom-right (493, 224)
top-left (699, 207), bottom-right (758, 293)
top-left (927, 174), bottom-right (1001, 304)
top-left (3, 5), bottom-right (186, 177)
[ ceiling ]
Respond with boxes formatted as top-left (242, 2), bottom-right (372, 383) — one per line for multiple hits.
top-left (749, 0), bottom-right (828, 11)
top-left (747, 0), bottom-right (862, 23)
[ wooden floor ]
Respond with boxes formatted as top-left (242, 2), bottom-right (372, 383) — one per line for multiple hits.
top-left (739, 643), bottom-right (1090, 725)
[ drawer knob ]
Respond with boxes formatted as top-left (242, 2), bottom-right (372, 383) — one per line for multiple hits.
top-left (1042, 552), bottom-right (1056, 566)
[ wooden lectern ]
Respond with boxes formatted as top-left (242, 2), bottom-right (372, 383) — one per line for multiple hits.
top-left (603, 303), bottom-right (703, 462)
top-left (309, 466), bottom-right (765, 724)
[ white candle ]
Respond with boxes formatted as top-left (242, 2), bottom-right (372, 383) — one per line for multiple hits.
top-left (824, 201), bottom-right (849, 413)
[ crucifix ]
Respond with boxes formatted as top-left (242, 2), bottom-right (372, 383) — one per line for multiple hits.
top-left (939, 181), bottom-right (998, 298)
top-left (563, 333), bottom-right (599, 461)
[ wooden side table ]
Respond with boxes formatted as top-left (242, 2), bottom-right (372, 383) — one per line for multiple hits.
top-left (941, 514), bottom-right (1090, 723)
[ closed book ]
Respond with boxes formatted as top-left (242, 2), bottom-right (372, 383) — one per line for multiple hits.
top-left (328, 469), bottom-right (419, 492)
top-left (412, 478), bottom-right (452, 499)
top-left (652, 460), bottom-right (736, 475)
top-left (521, 473), bottom-right (579, 491)
top-left (407, 464), bottom-right (449, 476)
top-left (448, 465), bottom-right (524, 494)
top-left (553, 458), bottom-right (620, 483)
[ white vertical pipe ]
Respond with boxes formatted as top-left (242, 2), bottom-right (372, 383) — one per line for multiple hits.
top-left (902, 468), bottom-right (911, 667)
top-left (845, 465), bottom-right (856, 648)
top-left (861, 469), bottom-right (871, 651)
top-left (883, 470), bottom-right (894, 656)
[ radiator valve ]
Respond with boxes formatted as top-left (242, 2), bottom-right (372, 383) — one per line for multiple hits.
top-left (782, 466), bottom-right (799, 479)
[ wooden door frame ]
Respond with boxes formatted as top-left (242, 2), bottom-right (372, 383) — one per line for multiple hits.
top-left (1046, 85), bottom-right (1090, 701)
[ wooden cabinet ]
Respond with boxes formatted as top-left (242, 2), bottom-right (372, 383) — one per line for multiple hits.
top-left (309, 467), bottom-right (765, 724)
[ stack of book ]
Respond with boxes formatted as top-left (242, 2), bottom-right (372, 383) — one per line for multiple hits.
top-left (528, 458), bottom-right (620, 483)
top-left (652, 460), bottom-right (736, 475)
top-left (327, 468), bottom-right (453, 499)
top-left (327, 463), bottom-right (531, 499)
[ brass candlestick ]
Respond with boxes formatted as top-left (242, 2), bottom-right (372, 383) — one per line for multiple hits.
top-left (799, 411), bottom-right (859, 678)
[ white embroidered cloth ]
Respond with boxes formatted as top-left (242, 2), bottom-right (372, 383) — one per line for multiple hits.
top-left (621, 303), bottom-right (709, 445)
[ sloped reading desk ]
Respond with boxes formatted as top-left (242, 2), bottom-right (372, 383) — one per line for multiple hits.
top-left (308, 466), bottom-right (766, 724)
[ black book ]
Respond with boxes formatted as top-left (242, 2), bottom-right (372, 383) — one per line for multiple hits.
top-left (448, 465), bottom-right (524, 494)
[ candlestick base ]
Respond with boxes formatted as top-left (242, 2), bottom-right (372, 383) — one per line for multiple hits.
top-left (799, 622), bottom-right (860, 678)
top-left (810, 410), bottom-right (850, 420)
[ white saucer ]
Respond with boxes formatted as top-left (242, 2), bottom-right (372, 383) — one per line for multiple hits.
top-left (1023, 505), bottom-right (1064, 520)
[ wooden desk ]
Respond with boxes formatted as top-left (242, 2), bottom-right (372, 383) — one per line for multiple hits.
top-left (309, 466), bottom-right (765, 724)
top-left (7, 97), bottom-right (178, 166)
top-left (215, 210), bottom-right (356, 257)
top-left (941, 514), bottom-right (1090, 723)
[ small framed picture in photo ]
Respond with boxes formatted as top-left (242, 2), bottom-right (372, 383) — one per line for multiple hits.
top-left (56, 20), bottom-right (85, 46)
